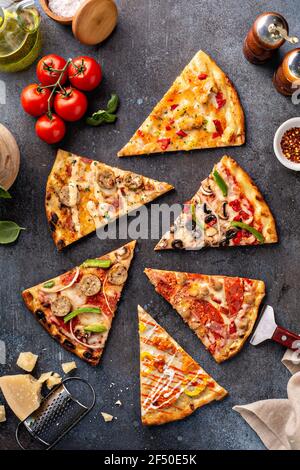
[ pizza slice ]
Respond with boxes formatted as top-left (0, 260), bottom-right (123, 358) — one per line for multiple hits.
top-left (46, 149), bottom-right (174, 250)
top-left (155, 155), bottom-right (277, 251)
top-left (144, 269), bottom-right (265, 363)
top-left (138, 306), bottom-right (227, 425)
top-left (22, 241), bottom-right (136, 366)
top-left (118, 50), bottom-right (244, 157)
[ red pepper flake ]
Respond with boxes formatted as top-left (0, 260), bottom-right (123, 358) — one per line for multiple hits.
top-left (165, 125), bottom-right (171, 131)
top-left (216, 91), bottom-right (227, 109)
top-left (157, 138), bottom-right (171, 151)
top-left (137, 129), bottom-right (144, 138)
top-left (229, 199), bottom-right (241, 212)
top-left (176, 130), bottom-right (188, 138)
top-left (169, 119), bottom-right (175, 125)
top-left (198, 73), bottom-right (208, 80)
top-left (280, 127), bottom-right (300, 163)
top-left (212, 119), bottom-right (223, 138)
top-left (170, 104), bottom-right (179, 111)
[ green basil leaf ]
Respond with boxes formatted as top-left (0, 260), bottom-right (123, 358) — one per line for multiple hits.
top-left (86, 112), bottom-right (106, 126)
top-left (0, 186), bottom-right (12, 199)
top-left (106, 93), bottom-right (119, 114)
top-left (102, 112), bottom-right (117, 123)
top-left (0, 221), bottom-right (25, 244)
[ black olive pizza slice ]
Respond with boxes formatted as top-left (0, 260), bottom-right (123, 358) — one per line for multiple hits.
top-left (46, 149), bottom-right (174, 250)
top-left (155, 155), bottom-right (277, 251)
top-left (144, 269), bottom-right (265, 363)
top-left (138, 306), bottom-right (227, 425)
top-left (118, 50), bottom-right (244, 157)
top-left (22, 241), bottom-right (136, 366)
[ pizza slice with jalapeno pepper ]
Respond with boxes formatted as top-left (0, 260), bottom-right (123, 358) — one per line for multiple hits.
top-left (138, 306), bottom-right (227, 425)
top-left (118, 50), bottom-right (244, 157)
top-left (46, 149), bottom-right (173, 250)
top-left (22, 241), bottom-right (136, 366)
top-left (144, 269), bottom-right (265, 363)
top-left (156, 155), bottom-right (278, 250)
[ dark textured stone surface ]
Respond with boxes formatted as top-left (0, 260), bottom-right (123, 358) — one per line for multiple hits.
top-left (0, 0), bottom-right (299, 450)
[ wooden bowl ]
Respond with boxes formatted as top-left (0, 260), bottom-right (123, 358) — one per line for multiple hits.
top-left (39, 0), bottom-right (73, 25)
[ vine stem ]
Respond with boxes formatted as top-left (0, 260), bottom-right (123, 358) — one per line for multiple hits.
top-left (46, 58), bottom-right (73, 118)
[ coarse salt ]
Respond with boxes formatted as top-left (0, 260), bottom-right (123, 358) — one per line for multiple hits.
top-left (48, 0), bottom-right (85, 18)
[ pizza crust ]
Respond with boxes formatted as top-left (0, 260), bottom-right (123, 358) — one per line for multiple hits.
top-left (221, 156), bottom-right (278, 244)
top-left (118, 50), bottom-right (245, 157)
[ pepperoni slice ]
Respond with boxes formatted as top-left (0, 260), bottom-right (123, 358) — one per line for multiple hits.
top-left (190, 299), bottom-right (224, 325)
top-left (224, 278), bottom-right (244, 316)
top-left (155, 273), bottom-right (177, 302)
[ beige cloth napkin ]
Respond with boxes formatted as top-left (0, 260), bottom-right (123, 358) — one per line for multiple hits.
top-left (233, 349), bottom-right (300, 450)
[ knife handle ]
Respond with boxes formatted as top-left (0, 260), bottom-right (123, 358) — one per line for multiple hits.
top-left (272, 326), bottom-right (300, 350)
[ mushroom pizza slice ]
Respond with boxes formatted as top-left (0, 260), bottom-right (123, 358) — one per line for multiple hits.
top-left (22, 241), bottom-right (136, 366)
top-left (144, 269), bottom-right (265, 363)
top-left (138, 306), bottom-right (227, 425)
top-left (46, 149), bottom-right (174, 250)
top-left (155, 155), bottom-right (278, 251)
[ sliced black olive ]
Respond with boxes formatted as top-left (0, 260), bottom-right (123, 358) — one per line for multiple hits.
top-left (35, 309), bottom-right (45, 321)
top-left (63, 340), bottom-right (75, 350)
top-left (205, 214), bottom-right (217, 225)
top-left (222, 202), bottom-right (228, 219)
top-left (172, 239), bottom-right (184, 249)
top-left (83, 350), bottom-right (94, 360)
top-left (203, 203), bottom-right (212, 214)
top-left (226, 229), bottom-right (238, 241)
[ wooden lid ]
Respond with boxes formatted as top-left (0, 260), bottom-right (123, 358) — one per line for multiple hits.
top-left (0, 124), bottom-right (20, 191)
top-left (72, 0), bottom-right (118, 46)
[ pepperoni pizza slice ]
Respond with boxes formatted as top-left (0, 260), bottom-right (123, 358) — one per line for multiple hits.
top-left (138, 306), bottom-right (227, 425)
top-left (118, 50), bottom-right (244, 157)
top-left (155, 155), bottom-right (278, 251)
top-left (144, 269), bottom-right (265, 363)
top-left (22, 241), bottom-right (136, 366)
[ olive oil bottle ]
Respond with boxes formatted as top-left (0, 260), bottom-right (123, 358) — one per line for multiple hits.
top-left (0, 0), bottom-right (41, 73)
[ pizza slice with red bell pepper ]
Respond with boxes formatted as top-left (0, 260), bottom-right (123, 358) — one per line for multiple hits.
top-left (138, 306), bottom-right (227, 425)
top-left (22, 241), bottom-right (136, 366)
top-left (118, 50), bottom-right (245, 157)
top-left (144, 269), bottom-right (265, 363)
top-left (155, 155), bottom-right (278, 251)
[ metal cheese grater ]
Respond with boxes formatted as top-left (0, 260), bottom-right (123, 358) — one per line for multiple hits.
top-left (16, 377), bottom-right (95, 450)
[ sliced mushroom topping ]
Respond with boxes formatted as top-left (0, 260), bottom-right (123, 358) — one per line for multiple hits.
top-left (123, 173), bottom-right (144, 190)
top-left (206, 226), bottom-right (218, 237)
top-left (79, 274), bottom-right (101, 296)
top-left (200, 179), bottom-right (213, 196)
top-left (107, 263), bottom-right (128, 285)
top-left (171, 239), bottom-right (184, 249)
top-left (58, 183), bottom-right (79, 207)
top-left (209, 278), bottom-right (223, 291)
top-left (115, 246), bottom-right (130, 260)
top-left (176, 272), bottom-right (187, 285)
top-left (98, 168), bottom-right (116, 190)
top-left (51, 296), bottom-right (72, 317)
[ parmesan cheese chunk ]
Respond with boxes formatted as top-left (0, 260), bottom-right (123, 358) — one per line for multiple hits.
top-left (0, 375), bottom-right (42, 421)
top-left (101, 412), bottom-right (114, 422)
top-left (46, 373), bottom-right (62, 390)
top-left (0, 405), bottom-right (6, 422)
top-left (16, 352), bottom-right (38, 372)
top-left (38, 371), bottom-right (53, 384)
top-left (61, 361), bottom-right (77, 374)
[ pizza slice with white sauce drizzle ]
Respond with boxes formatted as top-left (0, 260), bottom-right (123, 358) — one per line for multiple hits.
top-left (138, 306), bottom-right (227, 425)
top-left (118, 50), bottom-right (245, 157)
top-left (46, 149), bottom-right (174, 250)
top-left (22, 241), bottom-right (136, 366)
top-left (155, 155), bottom-right (277, 251)
top-left (144, 269), bottom-right (265, 363)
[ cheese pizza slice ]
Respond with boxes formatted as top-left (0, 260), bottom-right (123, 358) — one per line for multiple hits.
top-left (138, 306), bottom-right (227, 425)
top-left (22, 242), bottom-right (136, 366)
top-left (118, 50), bottom-right (245, 157)
top-left (144, 269), bottom-right (265, 363)
top-left (155, 155), bottom-right (277, 251)
top-left (46, 149), bottom-right (174, 249)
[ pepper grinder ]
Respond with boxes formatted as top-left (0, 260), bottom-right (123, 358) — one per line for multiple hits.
top-left (273, 49), bottom-right (300, 96)
top-left (243, 12), bottom-right (298, 64)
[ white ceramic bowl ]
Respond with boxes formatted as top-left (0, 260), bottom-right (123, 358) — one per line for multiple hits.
top-left (273, 117), bottom-right (300, 171)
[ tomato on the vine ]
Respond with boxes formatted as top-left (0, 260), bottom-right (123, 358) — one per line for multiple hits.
top-left (68, 56), bottom-right (102, 91)
top-left (35, 114), bottom-right (66, 144)
top-left (54, 87), bottom-right (88, 122)
top-left (36, 54), bottom-right (68, 86)
top-left (21, 84), bottom-right (52, 117)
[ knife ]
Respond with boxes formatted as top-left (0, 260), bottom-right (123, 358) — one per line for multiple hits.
top-left (250, 305), bottom-right (300, 350)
